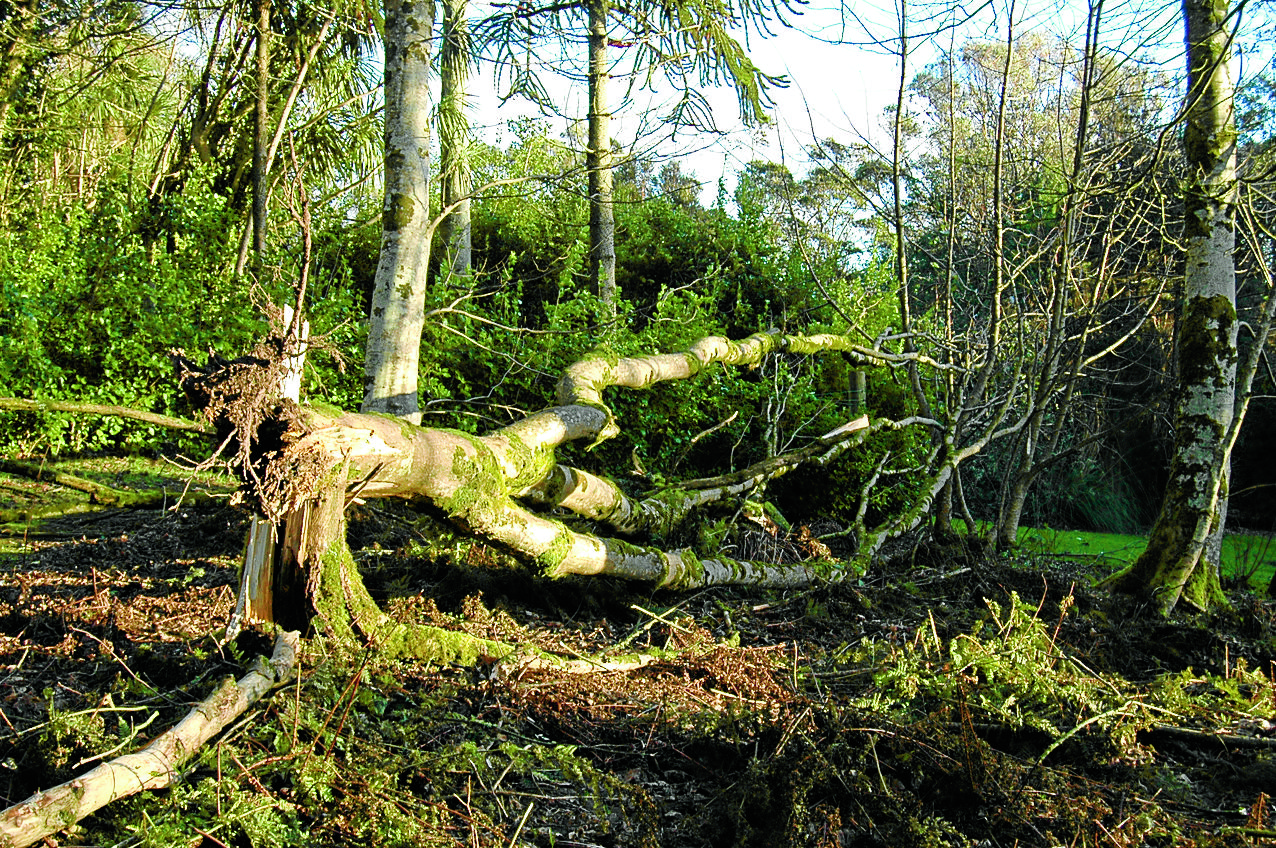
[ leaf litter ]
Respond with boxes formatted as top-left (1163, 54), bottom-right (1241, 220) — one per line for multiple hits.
top-left (2, 499), bottom-right (1276, 847)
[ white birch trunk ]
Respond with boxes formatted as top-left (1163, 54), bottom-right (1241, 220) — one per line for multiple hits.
top-left (362, 0), bottom-right (435, 424)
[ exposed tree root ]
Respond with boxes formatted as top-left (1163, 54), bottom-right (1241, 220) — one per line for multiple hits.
top-left (0, 629), bottom-right (300, 848)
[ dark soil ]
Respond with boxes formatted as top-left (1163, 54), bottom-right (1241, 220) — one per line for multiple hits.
top-left (3, 490), bottom-right (1276, 848)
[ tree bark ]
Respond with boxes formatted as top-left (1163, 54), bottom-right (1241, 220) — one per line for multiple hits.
top-left (586, 0), bottom-right (616, 318)
top-left (363, 0), bottom-right (436, 423)
top-left (438, 0), bottom-right (472, 284)
top-left (251, 0), bottom-right (271, 277)
top-left (1102, 0), bottom-right (1238, 613)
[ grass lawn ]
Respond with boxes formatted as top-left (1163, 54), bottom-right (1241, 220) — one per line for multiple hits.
top-left (1005, 524), bottom-right (1276, 590)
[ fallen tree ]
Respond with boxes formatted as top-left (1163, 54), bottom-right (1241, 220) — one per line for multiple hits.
top-left (179, 329), bottom-right (955, 646)
top-left (0, 327), bottom-right (984, 842)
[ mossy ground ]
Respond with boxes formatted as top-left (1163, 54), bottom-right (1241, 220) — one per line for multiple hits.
top-left (3, 492), bottom-right (1276, 847)
top-left (0, 456), bottom-right (237, 532)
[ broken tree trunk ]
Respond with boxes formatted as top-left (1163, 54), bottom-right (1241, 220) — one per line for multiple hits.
top-left (230, 311), bottom-right (311, 635)
top-left (185, 331), bottom-right (890, 599)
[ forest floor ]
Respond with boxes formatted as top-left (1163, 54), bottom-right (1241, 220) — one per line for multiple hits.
top-left (2, 460), bottom-right (1276, 848)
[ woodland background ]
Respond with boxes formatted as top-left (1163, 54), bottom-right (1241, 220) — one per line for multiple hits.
top-left (3, 0), bottom-right (1276, 843)
top-left (0, 0), bottom-right (1272, 541)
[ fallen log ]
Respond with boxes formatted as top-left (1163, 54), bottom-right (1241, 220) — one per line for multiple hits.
top-left (182, 331), bottom-right (890, 596)
top-left (0, 630), bottom-right (300, 848)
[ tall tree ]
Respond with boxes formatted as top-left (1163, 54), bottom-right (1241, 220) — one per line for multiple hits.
top-left (1103, 0), bottom-right (1239, 613)
top-left (586, 0), bottom-right (616, 315)
top-left (871, 20), bottom-right (1179, 546)
top-left (252, 0), bottom-right (272, 276)
top-left (362, 0), bottom-right (436, 422)
top-left (481, 0), bottom-right (784, 319)
top-left (438, 0), bottom-right (472, 283)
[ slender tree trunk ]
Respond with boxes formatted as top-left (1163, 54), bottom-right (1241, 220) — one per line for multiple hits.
top-left (587, 0), bottom-right (617, 318)
top-left (933, 37), bottom-right (960, 543)
top-left (995, 1), bottom-right (1101, 550)
top-left (0, 0), bottom-right (36, 184)
top-left (890, 2), bottom-right (932, 422)
top-left (252, 0), bottom-right (270, 276)
top-left (959, 1), bottom-right (1016, 441)
top-left (363, 0), bottom-right (436, 423)
top-left (987, 4), bottom-right (1015, 356)
top-left (1103, 0), bottom-right (1238, 613)
top-left (966, 1), bottom-right (1016, 554)
top-left (438, 0), bottom-right (472, 284)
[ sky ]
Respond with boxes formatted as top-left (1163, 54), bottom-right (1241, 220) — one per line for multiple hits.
top-left (463, 2), bottom-right (916, 202)
top-left (458, 0), bottom-right (1223, 204)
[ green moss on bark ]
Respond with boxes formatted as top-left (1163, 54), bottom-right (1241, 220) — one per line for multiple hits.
top-left (536, 529), bottom-right (575, 574)
top-left (498, 431), bottom-right (556, 491)
top-left (441, 437), bottom-right (508, 523)
top-left (385, 192), bottom-right (415, 231)
top-left (1179, 294), bottom-right (1236, 389)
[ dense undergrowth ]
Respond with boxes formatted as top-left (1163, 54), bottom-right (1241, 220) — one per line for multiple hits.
top-left (3, 497), bottom-right (1276, 848)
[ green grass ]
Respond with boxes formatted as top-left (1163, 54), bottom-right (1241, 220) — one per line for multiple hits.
top-left (960, 522), bottom-right (1276, 590)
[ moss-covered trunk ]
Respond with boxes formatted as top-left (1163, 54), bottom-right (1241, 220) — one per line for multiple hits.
top-left (1102, 0), bottom-right (1238, 614)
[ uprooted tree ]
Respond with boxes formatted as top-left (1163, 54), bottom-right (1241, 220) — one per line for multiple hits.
top-left (1, 320), bottom-right (1033, 848)
top-left (181, 329), bottom-right (958, 661)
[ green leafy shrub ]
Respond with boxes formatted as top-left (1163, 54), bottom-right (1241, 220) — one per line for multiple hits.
top-left (0, 180), bottom-right (253, 452)
top-left (0, 173), bottom-right (371, 454)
